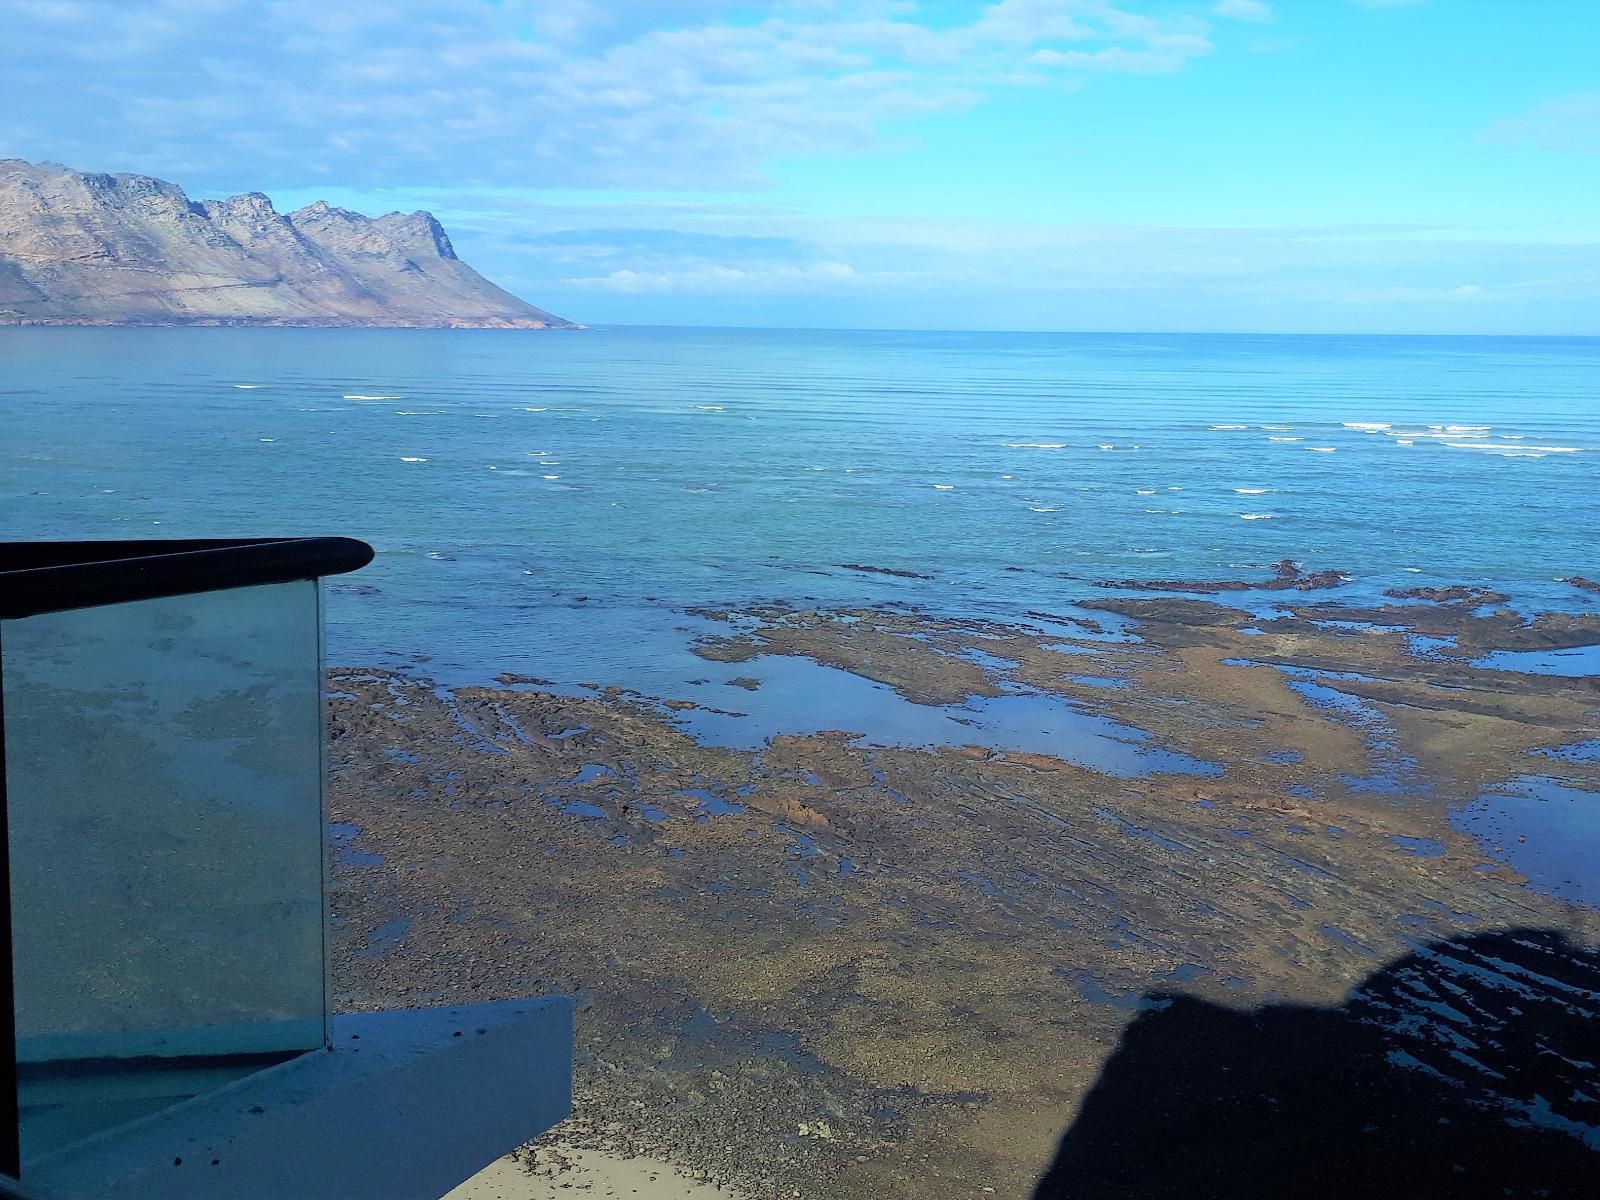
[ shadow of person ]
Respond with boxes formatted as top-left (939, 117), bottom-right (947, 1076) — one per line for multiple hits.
top-left (1034, 928), bottom-right (1600, 1199)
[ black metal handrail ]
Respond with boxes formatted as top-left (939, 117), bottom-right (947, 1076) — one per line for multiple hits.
top-left (0, 538), bottom-right (374, 620)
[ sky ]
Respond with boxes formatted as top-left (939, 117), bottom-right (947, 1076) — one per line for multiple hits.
top-left (4, 0), bottom-right (1599, 333)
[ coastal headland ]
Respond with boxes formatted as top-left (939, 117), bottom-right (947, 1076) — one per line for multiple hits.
top-left (329, 574), bottom-right (1600, 1198)
top-left (0, 160), bottom-right (577, 328)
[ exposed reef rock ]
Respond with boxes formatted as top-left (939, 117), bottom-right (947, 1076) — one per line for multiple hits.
top-left (1096, 559), bottom-right (1348, 594)
top-left (837, 564), bottom-right (933, 580)
top-left (0, 159), bottom-right (576, 328)
top-left (331, 592), bottom-right (1600, 1199)
top-left (1288, 602), bottom-right (1600, 654)
top-left (1384, 585), bottom-right (1509, 605)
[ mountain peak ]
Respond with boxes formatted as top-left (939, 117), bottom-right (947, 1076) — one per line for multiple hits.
top-left (221, 191), bottom-right (278, 214)
top-left (289, 199), bottom-right (360, 221)
top-left (370, 210), bottom-right (458, 261)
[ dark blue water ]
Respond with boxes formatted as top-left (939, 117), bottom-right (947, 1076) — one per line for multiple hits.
top-left (1453, 778), bottom-right (1600, 907)
top-left (4, 327), bottom-right (1596, 695)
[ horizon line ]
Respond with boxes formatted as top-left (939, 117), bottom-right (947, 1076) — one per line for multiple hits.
top-left (570, 323), bottom-right (1600, 339)
top-left (5, 323), bottom-right (1597, 339)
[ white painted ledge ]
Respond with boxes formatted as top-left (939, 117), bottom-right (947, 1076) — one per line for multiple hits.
top-left (23, 999), bottom-right (573, 1200)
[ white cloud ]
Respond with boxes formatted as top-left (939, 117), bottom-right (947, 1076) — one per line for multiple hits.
top-left (1033, 34), bottom-right (1212, 74)
top-left (0, 0), bottom-right (1217, 191)
top-left (1481, 92), bottom-right (1600, 154)
top-left (565, 261), bottom-right (878, 293)
top-left (1212, 0), bottom-right (1273, 23)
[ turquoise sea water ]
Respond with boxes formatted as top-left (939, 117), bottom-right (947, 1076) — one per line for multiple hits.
top-left (3, 327), bottom-right (1597, 695)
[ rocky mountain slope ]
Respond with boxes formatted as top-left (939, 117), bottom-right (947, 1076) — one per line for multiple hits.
top-left (0, 160), bottom-right (575, 328)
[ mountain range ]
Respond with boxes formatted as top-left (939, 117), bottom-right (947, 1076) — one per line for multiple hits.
top-left (0, 160), bottom-right (575, 328)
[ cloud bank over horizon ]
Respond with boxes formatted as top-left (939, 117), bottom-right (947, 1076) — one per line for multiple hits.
top-left (4, 0), bottom-right (1597, 332)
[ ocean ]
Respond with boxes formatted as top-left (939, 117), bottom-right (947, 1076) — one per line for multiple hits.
top-left (4, 326), bottom-right (1596, 697)
top-left (10, 326), bottom-right (1600, 1197)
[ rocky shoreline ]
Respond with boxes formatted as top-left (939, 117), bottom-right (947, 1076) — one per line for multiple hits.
top-left (327, 583), bottom-right (1600, 1198)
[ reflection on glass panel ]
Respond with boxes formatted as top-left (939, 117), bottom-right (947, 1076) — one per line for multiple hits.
top-left (3, 581), bottom-right (327, 1162)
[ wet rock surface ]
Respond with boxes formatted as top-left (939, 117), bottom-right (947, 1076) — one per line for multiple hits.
top-left (1384, 584), bottom-right (1509, 605)
top-left (329, 592), bottom-right (1600, 1199)
top-left (1094, 560), bottom-right (1349, 594)
top-left (838, 564), bottom-right (934, 580)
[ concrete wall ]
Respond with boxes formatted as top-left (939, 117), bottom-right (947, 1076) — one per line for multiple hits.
top-left (25, 999), bottom-right (573, 1200)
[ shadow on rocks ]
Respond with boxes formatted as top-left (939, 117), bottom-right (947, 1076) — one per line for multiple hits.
top-left (1034, 928), bottom-right (1600, 1199)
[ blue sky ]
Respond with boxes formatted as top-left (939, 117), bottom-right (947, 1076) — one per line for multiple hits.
top-left (4, 0), bottom-right (1599, 332)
